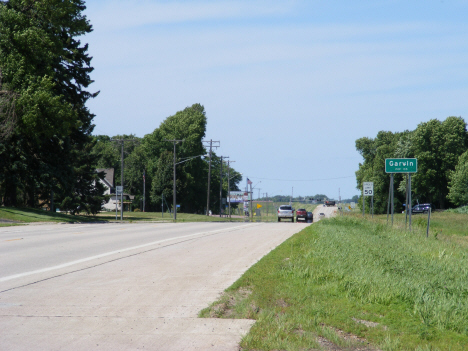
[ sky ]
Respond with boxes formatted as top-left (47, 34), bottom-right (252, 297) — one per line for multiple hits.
top-left (83, 0), bottom-right (468, 200)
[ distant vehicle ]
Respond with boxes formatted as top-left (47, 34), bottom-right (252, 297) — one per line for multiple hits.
top-left (307, 212), bottom-right (313, 222)
top-left (278, 205), bottom-right (294, 222)
top-left (412, 203), bottom-right (433, 214)
top-left (296, 208), bottom-right (307, 222)
top-left (319, 213), bottom-right (325, 218)
top-left (324, 201), bottom-right (335, 207)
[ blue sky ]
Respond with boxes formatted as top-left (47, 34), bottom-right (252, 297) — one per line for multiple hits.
top-left (83, 1), bottom-right (468, 200)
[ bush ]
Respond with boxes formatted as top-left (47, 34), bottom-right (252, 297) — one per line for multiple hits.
top-left (446, 206), bottom-right (468, 214)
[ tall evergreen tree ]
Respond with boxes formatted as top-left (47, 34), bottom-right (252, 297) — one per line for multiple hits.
top-left (0, 0), bottom-right (103, 213)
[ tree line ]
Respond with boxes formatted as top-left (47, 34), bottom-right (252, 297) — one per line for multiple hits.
top-left (91, 104), bottom-right (242, 214)
top-left (355, 116), bottom-right (468, 213)
top-left (0, 1), bottom-right (241, 214)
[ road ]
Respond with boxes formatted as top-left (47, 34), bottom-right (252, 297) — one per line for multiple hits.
top-left (0, 222), bottom-right (305, 350)
top-left (313, 205), bottom-right (339, 221)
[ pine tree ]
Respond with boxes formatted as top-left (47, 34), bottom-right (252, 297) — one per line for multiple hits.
top-left (0, 0), bottom-right (103, 213)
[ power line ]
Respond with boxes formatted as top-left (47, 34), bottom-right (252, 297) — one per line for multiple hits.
top-left (248, 175), bottom-right (355, 182)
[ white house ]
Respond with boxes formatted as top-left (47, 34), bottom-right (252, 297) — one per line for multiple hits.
top-left (97, 168), bottom-right (135, 211)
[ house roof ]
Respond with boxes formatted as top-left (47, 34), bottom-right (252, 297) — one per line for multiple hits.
top-left (96, 168), bottom-right (114, 188)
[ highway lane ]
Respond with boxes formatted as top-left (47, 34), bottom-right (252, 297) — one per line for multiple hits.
top-left (0, 221), bottom-right (305, 350)
top-left (0, 222), bottom-right (256, 281)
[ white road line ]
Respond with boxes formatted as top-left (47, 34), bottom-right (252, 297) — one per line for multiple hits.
top-left (0, 223), bottom-right (259, 282)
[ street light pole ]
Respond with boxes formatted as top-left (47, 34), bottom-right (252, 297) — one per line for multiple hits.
top-left (173, 142), bottom-right (176, 220)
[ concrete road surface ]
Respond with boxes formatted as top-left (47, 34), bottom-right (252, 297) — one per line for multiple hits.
top-left (313, 205), bottom-right (338, 222)
top-left (0, 222), bottom-right (305, 351)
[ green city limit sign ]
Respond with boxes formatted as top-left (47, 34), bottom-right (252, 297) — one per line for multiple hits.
top-left (385, 158), bottom-right (418, 173)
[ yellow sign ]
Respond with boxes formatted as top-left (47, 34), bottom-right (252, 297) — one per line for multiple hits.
top-left (348, 206), bottom-right (351, 210)
top-left (257, 204), bottom-right (262, 209)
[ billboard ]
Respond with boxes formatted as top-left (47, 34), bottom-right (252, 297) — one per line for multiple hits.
top-left (228, 191), bottom-right (250, 203)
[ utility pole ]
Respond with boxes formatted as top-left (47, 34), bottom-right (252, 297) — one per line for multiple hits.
top-left (219, 156), bottom-right (229, 217)
top-left (202, 140), bottom-right (220, 215)
top-left (250, 181), bottom-right (253, 221)
top-left (143, 169), bottom-right (146, 212)
top-left (164, 139), bottom-right (184, 220)
top-left (111, 138), bottom-right (136, 220)
top-left (227, 160), bottom-right (235, 220)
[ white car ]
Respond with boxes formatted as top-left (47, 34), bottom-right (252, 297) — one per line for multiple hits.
top-left (278, 205), bottom-right (294, 222)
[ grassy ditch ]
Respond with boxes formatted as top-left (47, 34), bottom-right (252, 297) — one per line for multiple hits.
top-left (0, 207), bottom-right (101, 224)
top-left (94, 211), bottom-right (244, 222)
top-left (0, 207), bottom-right (245, 224)
top-left (200, 215), bottom-right (468, 350)
top-left (364, 211), bottom-right (468, 240)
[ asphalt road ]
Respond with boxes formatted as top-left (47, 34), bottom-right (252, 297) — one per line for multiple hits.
top-left (0, 221), bottom-right (305, 350)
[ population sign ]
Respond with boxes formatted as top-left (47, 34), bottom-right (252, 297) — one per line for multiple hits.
top-left (385, 158), bottom-right (417, 173)
top-left (363, 182), bottom-right (374, 196)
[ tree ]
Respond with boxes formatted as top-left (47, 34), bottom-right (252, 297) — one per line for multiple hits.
top-left (0, 0), bottom-right (103, 213)
top-left (447, 150), bottom-right (468, 207)
top-left (355, 131), bottom-right (405, 214)
top-left (144, 104), bottom-right (208, 213)
top-left (411, 117), bottom-right (468, 208)
top-left (354, 117), bottom-right (468, 212)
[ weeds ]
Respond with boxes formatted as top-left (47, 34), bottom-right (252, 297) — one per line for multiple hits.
top-left (201, 214), bottom-right (468, 350)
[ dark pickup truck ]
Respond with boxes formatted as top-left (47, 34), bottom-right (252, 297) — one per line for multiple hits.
top-left (324, 201), bottom-right (336, 207)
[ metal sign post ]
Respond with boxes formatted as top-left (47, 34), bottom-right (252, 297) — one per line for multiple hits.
top-left (409, 173), bottom-right (412, 231)
top-left (363, 182), bottom-right (374, 218)
top-left (116, 186), bottom-right (123, 220)
top-left (385, 158), bottom-right (417, 228)
top-left (115, 193), bottom-right (118, 220)
top-left (362, 187), bottom-right (365, 217)
top-left (405, 175), bottom-right (409, 229)
top-left (391, 174), bottom-right (394, 226)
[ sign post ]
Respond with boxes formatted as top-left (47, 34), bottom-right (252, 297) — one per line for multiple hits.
top-left (363, 182), bottom-right (374, 218)
top-left (385, 158), bottom-right (417, 229)
top-left (116, 186), bottom-right (123, 220)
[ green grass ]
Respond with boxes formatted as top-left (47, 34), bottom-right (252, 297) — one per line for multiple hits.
top-left (0, 206), bottom-right (246, 224)
top-left (200, 214), bottom-right (468, 350)
top-left (94, 211), bottom-right (244, 222)
top-left (446, 206), bottom-right (468, 214)
top-left (361, 210), bottom-right (468, 238)
top-left (0, 207), bottom-right (102, 223)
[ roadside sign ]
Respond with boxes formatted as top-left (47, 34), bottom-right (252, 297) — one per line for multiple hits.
top-left (385, 158), bottom-right (417, 173)
top-left (116, 186), bottom-right (123, 194)
top-left (228, 191), bottom-right (244, 203)
top-left (256, 204), bottom-right (262, 209)
top-left (363, 182), bottom-right (374, 196)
